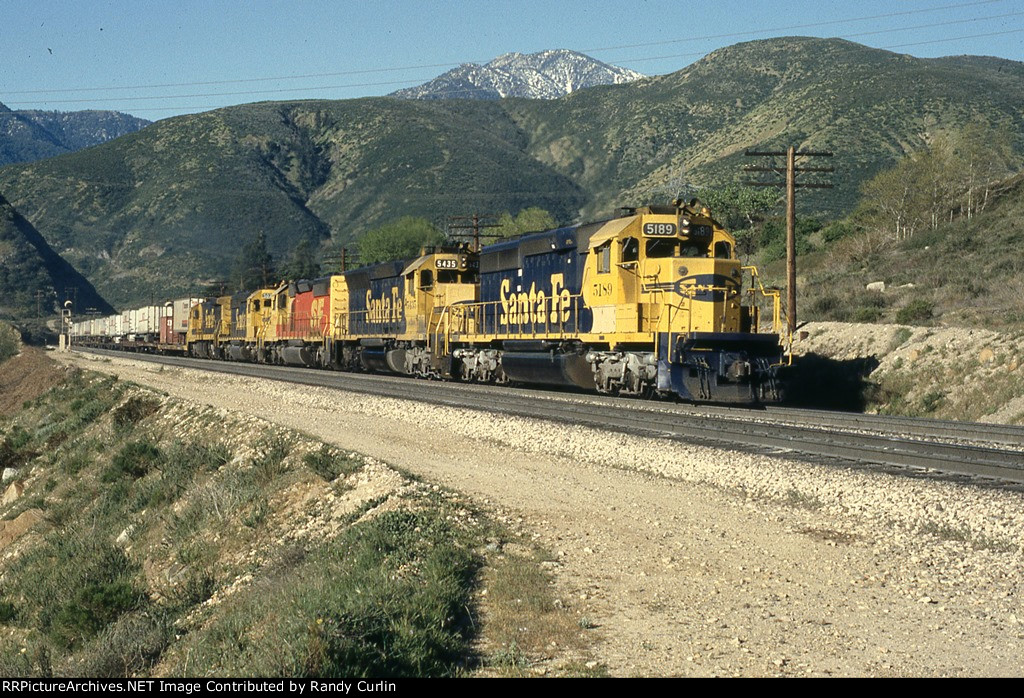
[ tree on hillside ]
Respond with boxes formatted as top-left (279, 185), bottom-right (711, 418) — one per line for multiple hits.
top-left (231, 231), bottom-right (276, 291)
top-left (357, 217), bottom-right (445, 265)
top-left (857, 121), bottom-right (1020, 242)
top-left (493, 207), bottom-right (557, 239)
top-left (283, 236), bottom-right (321, 280)
top-left (698, 185), bottom-right (778, 230)
top-left (860, 157), bottom-right (926, 241)
top-left (949, 120), bottom-right (1016, 219)
top-left (698, 184), bottom-right (779, 256)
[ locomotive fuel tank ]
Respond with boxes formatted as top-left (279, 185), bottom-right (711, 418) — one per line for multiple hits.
top-left (499, 341), bottom-right (594, 389)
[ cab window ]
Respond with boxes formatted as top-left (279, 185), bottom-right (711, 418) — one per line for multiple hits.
top-left (596, 242), bottom-right (612, 273)
top-left (645, 239), bottom-right (678, 258)
top-left (714, 241), bottom-right (733, 259)
top-left (621, 237), bottom-right (639, 263)
top-left (646, 239), bottom-right (710, 258)
top-left (420, 270), bottom-right (434, 290)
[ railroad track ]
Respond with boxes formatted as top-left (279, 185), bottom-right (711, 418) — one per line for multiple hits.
top-left (77, 348), bottom-right (1024, 486)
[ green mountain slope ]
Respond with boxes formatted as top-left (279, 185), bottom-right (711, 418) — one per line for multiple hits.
top-left (0, 37), bottom-right (1021, 309)
top-left (510, 37), bottom-right (1024, 218)
top-left (0, 100), bottom-right (585, 305)
top-left (0, 194), bottom-right (114, 319)
top-left (0, 104), bottom-right (66, 166)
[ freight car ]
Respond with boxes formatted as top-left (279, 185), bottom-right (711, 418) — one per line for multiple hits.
top-left (72, 297), bottom-right (202, 354)
top-left (72, 199), bottom-right (788, 404)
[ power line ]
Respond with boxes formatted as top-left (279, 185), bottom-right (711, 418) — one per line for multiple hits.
top-left (4, 78), bottom-right (428, 105)
top-left (879, 26), bottom-right (1024, 48)
top-left (580, 0), bottom-right (1009, 54)
top-left (618, 25), bottom-right (1024, 66)
top-left (9, 21), bottom-right (1023, 111)
top-left (0, 63), bottom-right (463, 96)
top-left (1, 0), bottom-right (1015, 105)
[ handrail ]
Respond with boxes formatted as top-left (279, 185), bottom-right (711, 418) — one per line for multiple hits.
top-left (741, 266), bottom-right (783, 334)
top-left (742, 265), bottom-right (791, 363)
top-left (436, 293), bottom-right (584, 338)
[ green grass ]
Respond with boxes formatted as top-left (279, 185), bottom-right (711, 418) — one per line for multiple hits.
top-left (0, 533), bottom-right (147, 651)
top-left (303, 444), bottom-right (363, 481)
top-left (162, 506), bottom-right (482, 678)
top-left (0, 369), bottom-right (584, 678)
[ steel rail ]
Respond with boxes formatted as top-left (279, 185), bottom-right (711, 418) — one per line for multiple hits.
top-left (76, 349), bottom-right (1024, 485)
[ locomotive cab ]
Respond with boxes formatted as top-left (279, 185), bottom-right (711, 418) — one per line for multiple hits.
top-left (187, 297), bottom-right (227, 359)
top-left (582, 200), bottom-right (745, 338)
top-left (578, 200), bottom-right (783, 401)
top-left (401, 246), bottom-right (479, 335)
top-left (245, 288), bottom-right (278, 345)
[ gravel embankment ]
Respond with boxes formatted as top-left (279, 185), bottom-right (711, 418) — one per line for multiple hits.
top-left (61, 351), bottom-right (1024, 677)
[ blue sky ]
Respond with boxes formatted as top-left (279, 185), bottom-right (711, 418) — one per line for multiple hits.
top-left (3, 0), bottom-right (1023, 121)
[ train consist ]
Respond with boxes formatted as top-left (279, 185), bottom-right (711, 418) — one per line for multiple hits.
top-left (72, 200), bottom-right (789, 403)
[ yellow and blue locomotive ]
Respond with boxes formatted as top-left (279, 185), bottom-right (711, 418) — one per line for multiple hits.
top-left (442, 199), bottom-right (785, 402)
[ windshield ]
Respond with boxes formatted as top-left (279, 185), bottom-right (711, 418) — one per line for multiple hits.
top-left (645, 239), bottom-right (708, 259)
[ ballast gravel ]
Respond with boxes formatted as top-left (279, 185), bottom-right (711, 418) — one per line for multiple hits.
top-left (62, 352), bottom-right (1024, 677)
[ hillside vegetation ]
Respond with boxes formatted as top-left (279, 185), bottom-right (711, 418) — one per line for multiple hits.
top-left (0, 37), bottom-right (1022, 308)
top-left (0, 194), bottom-right (114, 325)
top-left (0, 365), bottom-right (595, 677)
top-left (791, 171), bottom-right (1024, 332)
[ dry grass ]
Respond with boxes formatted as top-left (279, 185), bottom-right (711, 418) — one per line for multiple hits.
top-left (475, 553), bottom-right (596, 676)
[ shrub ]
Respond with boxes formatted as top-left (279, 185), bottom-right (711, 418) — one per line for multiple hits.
top-left (64, 612), bottom-right (173, 678)
top-left (135, 441), bottom-right (231, 510)
top-left (5, 536), bottom-right (146, 650)
top-left (53, 580), bottom-right (146, 643)
top-left (303, 445), bottom-right (362, 481)
top-left (920, 390), bottom-right (946, 413)
top-left (852, 306), bottom-right (883, 323)
top-left (821, 221), bottom-right (857, 244)
top-left (250, 436), bottom-right (293, 486)
top-left (103, 441), bottom-right (162, 482)
top-left (0, 324), bottom-right (18, 363)
top-left (112, 396), bottom-right (161, 431)
top-left (896, 299), bottom-right (935, 324)
top-left (890, 327), bottom-right (913, 350)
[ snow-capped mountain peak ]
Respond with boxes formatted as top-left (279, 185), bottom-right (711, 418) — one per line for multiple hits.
top-left (391, 49), bottom-right (644, 100)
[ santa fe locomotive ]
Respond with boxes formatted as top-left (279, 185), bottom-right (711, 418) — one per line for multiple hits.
top-left (72, 200), bottom-right (789, 404)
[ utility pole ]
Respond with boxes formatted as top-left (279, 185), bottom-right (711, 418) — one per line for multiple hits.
top-left (63, 286), bottom-right (79, 314)
top-left (321, 247), bottom-right (358, 272)
top-left (35, 289), bottom-right (47, 318)
top-left (744, 147), bottom-right (834, 333)
top-left (447, 214), bottom-right (501, 251)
